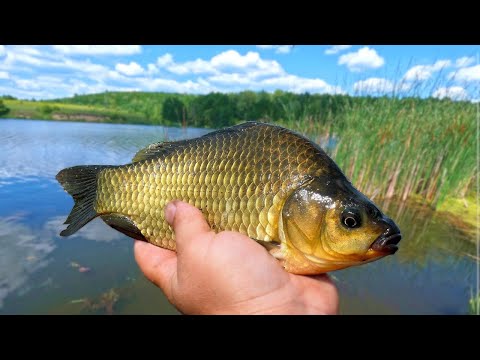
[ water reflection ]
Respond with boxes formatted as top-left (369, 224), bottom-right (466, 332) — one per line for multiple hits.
top-left (335, 199), bottom-right (476, 315)
top-left (0, 215), bottom-right (56, 307)
top-left (0, 119), bottom-right (211, 183)
top-left (378, 198), bottom-right (476, 264)
top-left (45, 217), bottom-right (125, 243)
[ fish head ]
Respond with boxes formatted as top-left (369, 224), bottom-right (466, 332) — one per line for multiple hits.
top-left (279, 175), bottom-right (401, 274)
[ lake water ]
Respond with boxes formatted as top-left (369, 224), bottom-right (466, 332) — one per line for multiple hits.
top-left (0, 119), bottom-right (476, 315)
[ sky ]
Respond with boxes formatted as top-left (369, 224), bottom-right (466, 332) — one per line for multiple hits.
top-left (0, 45), bottom-right (478, 101)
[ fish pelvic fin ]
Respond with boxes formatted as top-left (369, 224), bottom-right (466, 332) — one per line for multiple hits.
top-left (56, 165), bottom-right (112, 236)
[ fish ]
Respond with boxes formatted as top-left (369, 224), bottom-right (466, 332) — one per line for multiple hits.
top-left (56, 122), bottom-right (401, 275)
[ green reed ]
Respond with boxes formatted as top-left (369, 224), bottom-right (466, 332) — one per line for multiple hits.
top-left (281, 96), bottom-right (476, 209)
top-left (469, 291), bottom-right (480, 315)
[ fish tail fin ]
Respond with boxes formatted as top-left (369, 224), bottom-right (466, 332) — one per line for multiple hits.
top-left (56, 165), bottom-right (109, 236)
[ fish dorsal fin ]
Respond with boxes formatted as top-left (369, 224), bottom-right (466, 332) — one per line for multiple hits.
top-left (132, 140), bottom-right (189, 162)
top-left (131, 122), bottom-right (274, 162)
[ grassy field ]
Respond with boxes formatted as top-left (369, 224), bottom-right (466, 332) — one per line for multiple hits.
top-left (1, 99), bottom-right (149, 125)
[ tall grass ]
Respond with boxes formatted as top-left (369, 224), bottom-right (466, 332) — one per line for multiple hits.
top-left (469, 291), bottom-right (480, 315)
top-left (280, 96), bottom-right (476, 209)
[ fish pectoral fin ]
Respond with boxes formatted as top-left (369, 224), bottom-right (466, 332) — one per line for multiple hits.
top-left (100, 214), bottom-right (146, 241)
top-left (255, 239), bottom-right (285, 260)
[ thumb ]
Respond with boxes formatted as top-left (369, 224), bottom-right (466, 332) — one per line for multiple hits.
top-left (165, 200), bottom-right (213, 254)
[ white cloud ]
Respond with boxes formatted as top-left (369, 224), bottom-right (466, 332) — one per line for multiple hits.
top-left (213, 50), bottom-right (265, 68)
top-left (256, 45), bottom-right (293, 54)
top-left (8, 46), bottom-right (42, 56)
top-left (353, 78), bottom-right (394, 93)
top-left (353, 77), bottom-right (411, 94)
top-left (455, 56), bottom-right (475, 68)
top-left (0, 215), bottom-right (56, 308)
top-left (3, 49), bottom-right (109, 75)
top-left (325, 45), bottom-right (352, 55)
top-left (276, 46), bottom-right (293, 54)
top-left (15, 78), bottom-right (41, 90)
top-left (212, 50), bottom-right (284, 75)
top-left (0, 71), bottom-right (8, 79)
top-left (156, 53), bottom-right (215, 75)
top-left (260, 75), bottom-right (344, 94)
top-left (134, 76), bottom-right (218, 93)
top-left (52, 45), bottom-right (142, 55)
top-left (168, 58), bottom-right (215, 75)
top-left (449, 64), bottom-right (480, 82)
top-left (157, 53), bottom-right (174, 67)
top-left (157, 50), bottom-right (285, 79)
top-left (338, 47), bottom-right (385, 72)
top-left (403, 60), bottom-right (451, 81)
top-left (0, 45), bottom-right (5, 57)
top-left (0, 47), bottom-right (341, 98)
top-left (208, 73), bottom-right (252, 85)
top-left (115, 61), bottom-right (145, 76)
top-left (45, 217), bottom-right (125, 243)
top-left (207, 73), bottom-right (343, 94)
top-left (4, 74), bottom-right (138, 100)
top-left (433, 86), bottom-right (468, 101)
top-left (147, 63), bottom-right (158, 74)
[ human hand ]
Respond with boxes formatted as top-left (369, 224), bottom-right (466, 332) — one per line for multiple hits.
top-left (134, 200), bottom-right (339, 315)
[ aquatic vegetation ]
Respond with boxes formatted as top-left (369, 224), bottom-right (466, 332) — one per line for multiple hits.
top-left (72, 288), bottom-right (121, 315)
top-left (281, 97), bottom-right (476, 209)
top-left (469, 292), bottom-right (479, 315)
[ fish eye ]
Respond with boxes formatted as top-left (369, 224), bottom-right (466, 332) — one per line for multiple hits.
top-left (341, 208), bottom-right (361, 229)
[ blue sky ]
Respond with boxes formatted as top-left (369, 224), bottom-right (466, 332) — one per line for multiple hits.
top-left (0, 45), bottom-right (478, 101)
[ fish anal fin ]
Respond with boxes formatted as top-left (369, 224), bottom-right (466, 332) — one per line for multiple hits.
top-left (101, 214), bottom-right (146, 241)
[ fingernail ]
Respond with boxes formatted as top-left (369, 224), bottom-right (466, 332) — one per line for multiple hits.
top-left (165, 202), bottom-right (177, 225)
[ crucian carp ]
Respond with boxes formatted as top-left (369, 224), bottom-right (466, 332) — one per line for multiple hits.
top-left (56, 122), bottom-right (401, 275)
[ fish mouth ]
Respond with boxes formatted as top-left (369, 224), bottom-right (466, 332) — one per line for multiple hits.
top-left (369, 233), bottom-right (402, 255)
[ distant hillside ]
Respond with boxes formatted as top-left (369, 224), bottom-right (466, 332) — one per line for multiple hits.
top-left (1, 91), bottom-right (472, 131)
top-left (0, 98), bottom-right (149, 124)
top-left (53, 90), bottom-right (473, 128)
top-left (50, 90), bottom-right (359, 128)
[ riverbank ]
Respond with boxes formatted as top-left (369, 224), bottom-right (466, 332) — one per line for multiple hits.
top-left (437, 196), bottom-right (478, 239)
top-left (0, 99), bottom-right (150, 125)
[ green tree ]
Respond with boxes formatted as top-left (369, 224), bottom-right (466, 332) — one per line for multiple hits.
top-left (235, 91), bottom-right (257, 121)
top-left (0, 100), bottom-right (10, 116)
top-left (189, 93), bottom-right (236, 128)
top-left (253, 91), bottom-right (273, 121)
top-left (162, 97), bottom-right (185, 125)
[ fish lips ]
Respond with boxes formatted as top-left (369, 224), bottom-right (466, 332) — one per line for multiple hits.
top-left (369, 232), bottom-right (402, 255)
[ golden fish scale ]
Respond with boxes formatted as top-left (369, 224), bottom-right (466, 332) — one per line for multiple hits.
top-left (95, 124), bottom-right (324, 250)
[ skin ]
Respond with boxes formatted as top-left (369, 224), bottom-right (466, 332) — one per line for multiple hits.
top-left (134, 200), bottom-right (339, 315)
